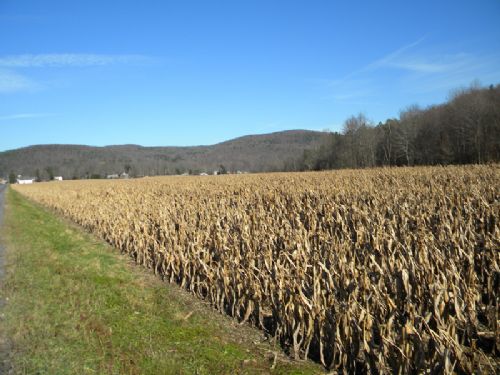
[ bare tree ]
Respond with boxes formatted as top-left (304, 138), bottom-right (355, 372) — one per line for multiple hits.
top-left (342, 113), bottom-right (374, 168)
top-left (394, 105), bottom-right (420, 166)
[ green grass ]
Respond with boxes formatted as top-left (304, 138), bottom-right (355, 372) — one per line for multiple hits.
top-left (0, 189), bottom-right (321, 374)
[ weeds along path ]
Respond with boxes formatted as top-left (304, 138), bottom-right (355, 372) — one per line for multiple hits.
top-left (0, 184), bottom-right (11, 374)
top-left (0, 184), bottom-right (6, 260)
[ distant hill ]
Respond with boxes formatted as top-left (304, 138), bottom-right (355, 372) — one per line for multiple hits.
top-left (0, 130), bottom-right (328, 179)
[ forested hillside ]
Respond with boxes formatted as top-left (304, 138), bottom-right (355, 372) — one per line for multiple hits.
top-left (0, 130), bottom-right (326, 179)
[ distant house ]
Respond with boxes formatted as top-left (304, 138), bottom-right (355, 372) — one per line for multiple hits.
top-left (17, 177), bottom-right (35, 184)
top-left (199, 172), bottom-right (208, 176)
top-left (0, 178), bottom-right (6, 185)
top-left (54, 176), bottom-right (63, 181)
top-left (107, 174), bottom-right (119, 179)
top-left (120, 172), bottom-right (129, 179)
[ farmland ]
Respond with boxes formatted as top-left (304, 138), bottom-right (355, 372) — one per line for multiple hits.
top-left (14, 165), bottom-right (500, 373)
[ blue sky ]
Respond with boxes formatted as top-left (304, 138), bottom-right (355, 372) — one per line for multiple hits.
top-left (1, 0), bottom-right (499, 151)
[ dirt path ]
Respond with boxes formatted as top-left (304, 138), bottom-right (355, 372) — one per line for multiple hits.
top-left (0, 184), bottom-right (11, 373)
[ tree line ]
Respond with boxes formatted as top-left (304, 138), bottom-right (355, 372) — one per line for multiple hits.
top-left (287, 83), bottom-right (500, 171)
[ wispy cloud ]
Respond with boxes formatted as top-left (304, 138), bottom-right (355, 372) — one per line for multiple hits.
top-left (0, 53), bottom-right (156, 94)
top-left (0, 113), bottom-right (56, 121)
top-left (325, 37), bottom-right (500, 101)
top-left (372, 43), bottom-right (468, 75)
top-left (365, 37), bottom-right (433, 72)
top-left (329, 37), bottom-right (430, 88)
top-left (0, 69), bottom-right (40, 93)
top-left (351, 37), bottom-right (429, 77)
top-left (0, 53), bottom-right (154, 68)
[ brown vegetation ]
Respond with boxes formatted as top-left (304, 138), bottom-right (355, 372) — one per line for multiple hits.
top-left (14, 165), bottom-right (499, 373)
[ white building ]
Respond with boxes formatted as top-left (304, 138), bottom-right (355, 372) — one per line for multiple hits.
top-left (17, 178), bottom-right (34, 184)
top-left (54, 176), bottom-right (63, 181)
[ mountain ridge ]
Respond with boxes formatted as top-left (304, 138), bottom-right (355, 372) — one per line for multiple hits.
top-left (0, 129), bottom-right (328, 178)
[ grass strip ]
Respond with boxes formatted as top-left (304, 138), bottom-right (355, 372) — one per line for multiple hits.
top-left (0, 189), bottom-right (320, 374)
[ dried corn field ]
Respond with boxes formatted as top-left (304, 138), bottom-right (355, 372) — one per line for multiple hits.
top-left (14, 165), bottom-right (499, 373)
